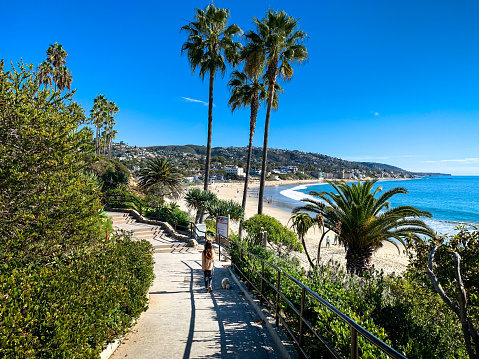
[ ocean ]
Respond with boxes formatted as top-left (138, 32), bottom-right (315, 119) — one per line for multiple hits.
top-left (258, 176), bottom-right (479, 236)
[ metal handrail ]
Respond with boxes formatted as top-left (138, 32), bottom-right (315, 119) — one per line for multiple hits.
top-left (228, 241), bottom-right (407, 359)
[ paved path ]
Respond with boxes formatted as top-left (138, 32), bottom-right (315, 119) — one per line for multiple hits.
top-left (107, 212), bottom-right (289, 359)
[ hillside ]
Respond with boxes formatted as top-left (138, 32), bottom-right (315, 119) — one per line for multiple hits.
top-left (112, 143), bottom-right (443, 179)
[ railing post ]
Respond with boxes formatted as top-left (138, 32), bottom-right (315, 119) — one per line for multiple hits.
top-left (247, 253), bottom-right (252, 290)
top-left (218, 235), bottom-right (221, 262)
top-left (351, 326), bottom-right (358, 359)
top-left (260, 261), bottom-right (265, 305)
top-left (276, 271), bottom-right (281, 327)
top-left (299, 287), bottom-right (306, 347)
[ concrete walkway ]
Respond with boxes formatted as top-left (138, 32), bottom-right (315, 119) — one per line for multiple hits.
top-left (108, 212), bottom-right (291, 359)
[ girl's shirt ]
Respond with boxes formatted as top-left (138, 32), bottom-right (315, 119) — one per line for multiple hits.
top-left (202, 251), bottom-right (215, 271)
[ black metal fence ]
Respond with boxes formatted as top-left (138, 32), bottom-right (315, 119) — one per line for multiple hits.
top-left (223, 239), bottom-right (407, 359)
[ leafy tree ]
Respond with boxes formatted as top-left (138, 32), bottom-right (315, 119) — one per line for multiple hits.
top-left (138, 157), bottom-right (184, 200)
top-left (184, 188), bottom-right (218, 224)
top-left (242, 214), bottom-right (302, 254)
top-left (407, 227), bottom-right (479, 358)
top-left (289, 212), bottom-right (315, 268)
top-left (181, 4), bottom-right (242, 191)
top-left (0, 61), bottom-right (102, 265)
top-left (211, 155), bottom-right (227, 164)
top-left (242, 9), bottom-right (308, 214)
top-left (294, 180), bottom-right (433, 275)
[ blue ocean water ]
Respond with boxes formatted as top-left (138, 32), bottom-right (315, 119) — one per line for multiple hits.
top-left (261, 176), bottom-right (479, 235)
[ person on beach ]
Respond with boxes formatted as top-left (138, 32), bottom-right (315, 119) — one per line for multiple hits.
top-left (326, 236), bottom-right (330, 247)
top-left (202, 240), bottom-right (215, 293)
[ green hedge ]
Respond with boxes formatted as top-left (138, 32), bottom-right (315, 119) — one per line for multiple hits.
top-left (0, 237), bottom-right (154, 358)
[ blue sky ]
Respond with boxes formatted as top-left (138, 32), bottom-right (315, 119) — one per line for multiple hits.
top-left (2, 0), bottom-right (479, 175)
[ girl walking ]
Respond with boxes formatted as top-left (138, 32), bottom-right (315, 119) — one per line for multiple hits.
top-left (202, 240), bottom-right (215, 293)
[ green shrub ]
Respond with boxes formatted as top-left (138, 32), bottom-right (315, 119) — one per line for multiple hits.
top-left (101, 170), bottom-right (130, 191)
top-left (0, 237), bottom-right (154, 358)
top-left (154, 205), bottom-right (190, 228)
top-left (242, 214), bottom-right (302, 253)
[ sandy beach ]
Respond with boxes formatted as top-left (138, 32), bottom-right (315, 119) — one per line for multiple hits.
top-left (178, 179), bottom-right (409, 275)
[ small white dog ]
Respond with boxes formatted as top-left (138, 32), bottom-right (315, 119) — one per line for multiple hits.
top-left (221, 277), bottom-right (231, 290)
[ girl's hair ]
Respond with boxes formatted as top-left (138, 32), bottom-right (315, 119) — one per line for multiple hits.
top-left (203, 240), bottom-right (214, 260)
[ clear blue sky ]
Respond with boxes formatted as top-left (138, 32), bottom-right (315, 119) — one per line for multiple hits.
top-left (2, 0), bottom-right (479, 175)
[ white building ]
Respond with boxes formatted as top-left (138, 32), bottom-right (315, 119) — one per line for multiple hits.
top-left (224, 165), bottom-right (245, 177)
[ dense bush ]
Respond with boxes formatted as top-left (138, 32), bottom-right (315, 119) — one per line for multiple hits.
top-left (104, 189), bottom-right (144, 214)
top-left (0, 237), bottom-right (154, 358)
top-left (230, 241), bottom-right (467, 358)
top-left (84, 158), bottom-right (131, 191)
top-left (154, 204), bottom-right (190, 228)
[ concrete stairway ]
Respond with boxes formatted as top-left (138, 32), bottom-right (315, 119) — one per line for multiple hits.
top-left (107, 211), bottom-right (199, 254)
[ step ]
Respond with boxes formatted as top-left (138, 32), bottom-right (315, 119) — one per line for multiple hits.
top-left (154, 247), bottom-right (198, 254)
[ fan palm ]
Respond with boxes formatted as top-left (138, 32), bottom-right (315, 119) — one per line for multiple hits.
top-left (36, 61), bottom-right (53, 88)
top-left (242, 9), bottom-right (308, 214)
top-left (289, 212), bottom-right (315, 268)
top-left (293, 180), bottom-right (434, 275)
top-left (181, 4), bottom-right (242, 191)
top-left (104, 100), bottom-right (118, 158)
top-left (54, 65), bottom-right (72, 92)
top-left (45, 43), bottom-right (70, 92)
top-left (46, 42), bottom-right (67, 68)
top-left (138, 157), bottom-right (184, 200)
top-left (228, 70), bottom-right (282, 213)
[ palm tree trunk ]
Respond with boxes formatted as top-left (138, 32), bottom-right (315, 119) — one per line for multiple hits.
top-left (96, 126), bottom-right (100, 156)
top-left (345, 245), bottom-right (373, 276)
top-left (239, 100), bottom-right (258, 237)
top-left (242, 97), bottom-right (258, 210)
top-left (302, 235), bottom-right (315, 269)
top-left (316, 231), bottom-right (326, 265)
top-left (204, 71), bottom-right (215, 191)
top-left (258, 72), bottom-right (277, 214)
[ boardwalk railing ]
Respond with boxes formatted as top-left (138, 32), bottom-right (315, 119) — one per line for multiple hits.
top-left (216, 237), bottom-right (407, 359)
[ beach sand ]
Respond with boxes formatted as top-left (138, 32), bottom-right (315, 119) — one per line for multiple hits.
top-left (177, 180), bottom-right (409, 275)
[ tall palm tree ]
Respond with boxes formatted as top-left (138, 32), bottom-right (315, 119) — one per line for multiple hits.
top-left (90, 95), bottom-right (108, 156)
top-left (227, 70), bottom-right (282, 213)
top-left (293, 180), bottom-right (434, 275)
top-left (54, 65), bottom-right (72, 92)
top-left (104, 100), bottom-right (118, 158)
top-left (36, 61), bottom-right (53, 88)
top-left (242, 9), bottom-right (308, 214)
top-left (45, 42), bottom-right (70, 92)
top-left (46, 42), bottom-right (68, 69)
top-left (289, 212), bottom-right (315, 268)
top-left (138, 157), bottom-right (184, 200)
top-left (181, 4), bottom-right (242, 191)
